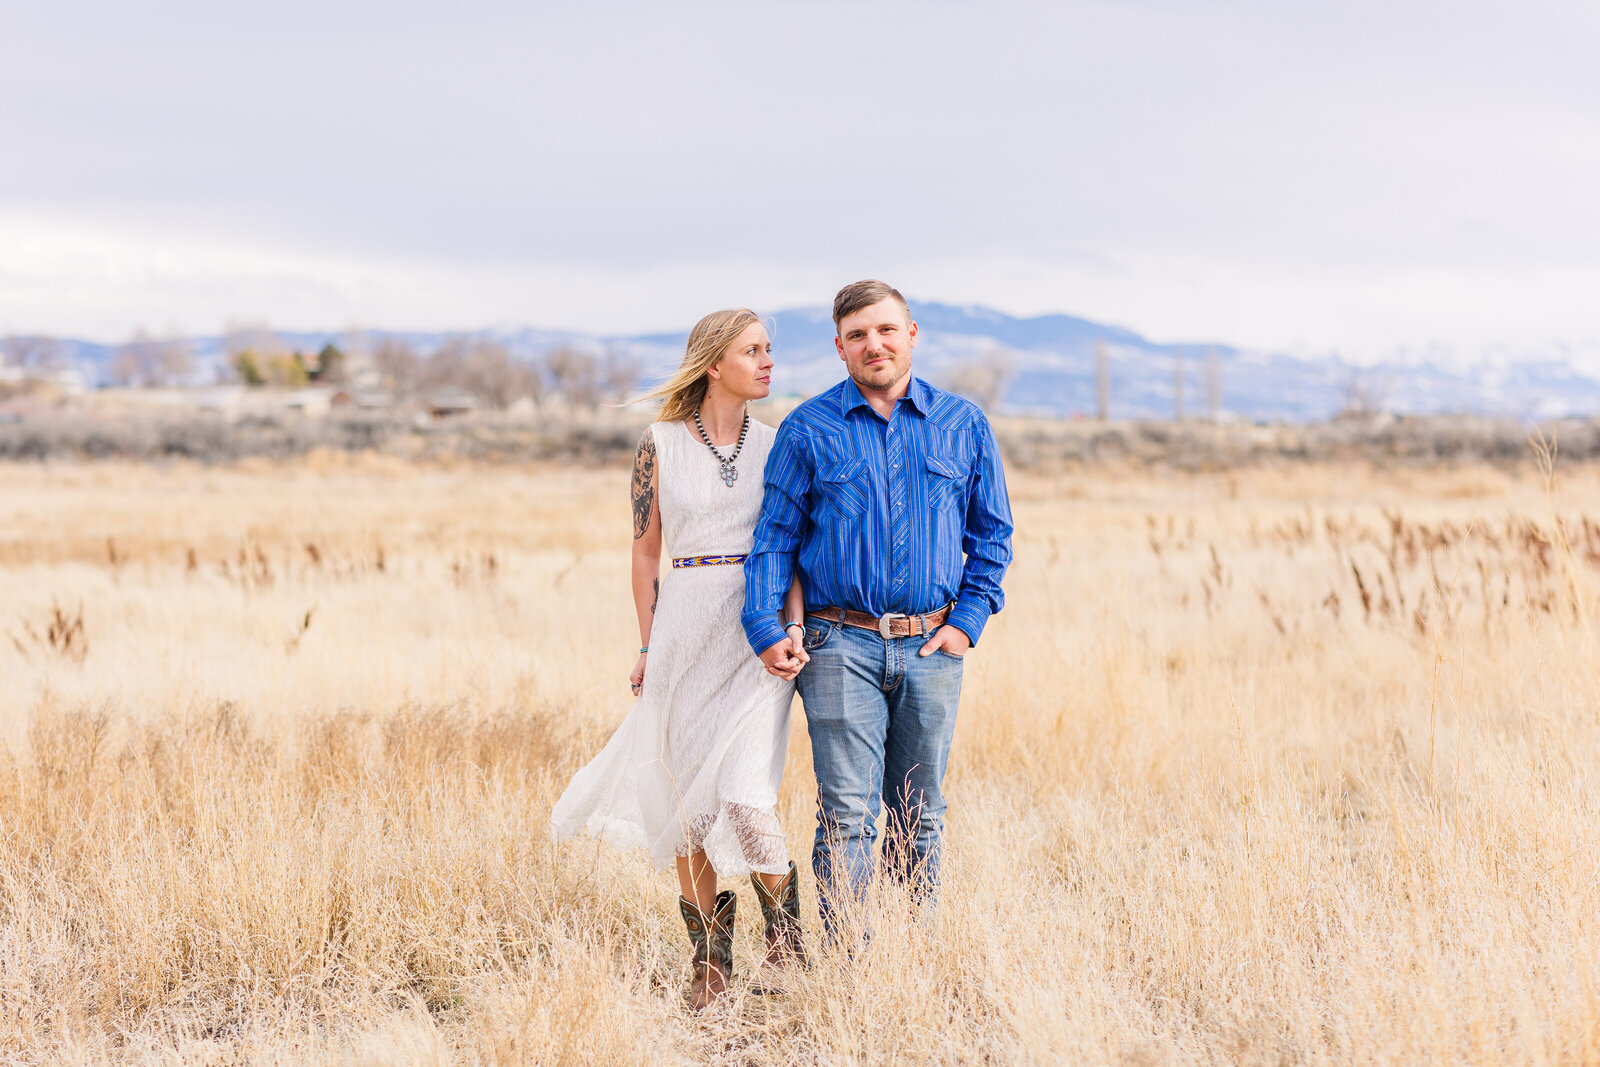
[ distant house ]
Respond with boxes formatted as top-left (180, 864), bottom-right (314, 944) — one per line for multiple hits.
top-left (0, 365), bottom-right (87, 394)
top-left (330, 389), bottom-right (394, 411)
top-left (283, 388), bottom-right (334, 418)
top-left (195, 386), bottom-right (248, 413)
top-left (426, 390), bottom-right (479, 418)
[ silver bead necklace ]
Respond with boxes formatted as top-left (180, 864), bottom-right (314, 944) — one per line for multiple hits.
top-left (692, 409), bottom-right (749, 487)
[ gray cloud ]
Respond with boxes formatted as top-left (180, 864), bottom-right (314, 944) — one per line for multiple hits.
top-left (3, 0), bottom-right (1598, 353)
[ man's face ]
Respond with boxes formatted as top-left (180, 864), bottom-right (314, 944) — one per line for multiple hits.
top-left (835, 297), bottom-right (917, 395)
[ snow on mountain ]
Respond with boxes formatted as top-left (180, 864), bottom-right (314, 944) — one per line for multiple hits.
top-left (33, 304), bottom-right (1600, 422)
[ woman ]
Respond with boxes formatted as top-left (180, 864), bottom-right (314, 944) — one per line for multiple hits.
top-left (551, 308), bottom-right (809, 1010)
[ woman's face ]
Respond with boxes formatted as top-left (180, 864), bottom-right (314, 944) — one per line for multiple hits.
top-left (708, 321), bottom-right (774, 401)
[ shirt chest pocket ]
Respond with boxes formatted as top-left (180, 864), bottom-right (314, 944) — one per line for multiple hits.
top-left (818, 458), bottom-right (869, 518)
top-left (924, 453), bottom-right (967, 512)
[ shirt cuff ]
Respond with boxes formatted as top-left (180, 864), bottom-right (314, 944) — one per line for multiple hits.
top-left (744, 615), bottom-right (790, 657)
top-left (945, 598), bottom-right (990, 646)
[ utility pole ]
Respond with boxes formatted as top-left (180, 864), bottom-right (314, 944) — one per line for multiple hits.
top-left (1206, 345), bottom-right (1221, 421)
top-left (1095, 340), bottom-right (1110, 420)
top-left (1173, 348), bottom-right (1185, 422)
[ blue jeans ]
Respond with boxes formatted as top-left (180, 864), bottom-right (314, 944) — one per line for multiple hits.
top-left (796, 614), bottom-right (965, 939)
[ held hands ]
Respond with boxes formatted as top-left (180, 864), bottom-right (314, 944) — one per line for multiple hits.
top-left (629, 652), bottom-right (647, 695)
top-left (918, 624), bottom-right (971, 658)
top-left (758, 634), bottom-right (810, 680)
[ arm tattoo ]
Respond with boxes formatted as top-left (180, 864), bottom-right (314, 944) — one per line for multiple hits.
top-left (631, 428), bottom-right (656, 540)
top-left (651, 578), bottom-right (658, 614)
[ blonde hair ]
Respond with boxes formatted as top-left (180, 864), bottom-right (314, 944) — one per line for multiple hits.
top-left (634, 308), bottom-right (763, 422)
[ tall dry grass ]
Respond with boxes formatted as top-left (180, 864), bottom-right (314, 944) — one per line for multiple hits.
top-left (3, 455), bottom-right (1600, 1064)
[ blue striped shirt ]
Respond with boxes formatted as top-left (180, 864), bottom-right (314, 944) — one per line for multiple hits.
top-left (742, 375), bottom-right (1014, 655)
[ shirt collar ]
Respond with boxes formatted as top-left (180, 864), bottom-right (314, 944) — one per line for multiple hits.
top-left (904, 375), bottom-right (933, 414)
top-left (840, 375), bottom-right (932, 418)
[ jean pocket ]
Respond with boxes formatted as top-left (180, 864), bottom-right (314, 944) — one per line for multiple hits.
top-left (802, 620), bottom-right (835, 652)
top-left (933, 648), bottom-right (966, 662)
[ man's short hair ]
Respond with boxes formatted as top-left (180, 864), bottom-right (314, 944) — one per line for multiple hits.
top-left (832, 280), bottom-right (911, 332)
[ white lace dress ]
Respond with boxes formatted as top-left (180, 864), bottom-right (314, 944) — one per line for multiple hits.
top-left (551, 419), bottom-right (795, 877)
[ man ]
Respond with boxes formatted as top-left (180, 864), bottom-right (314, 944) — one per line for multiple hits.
top-left (742, 279), bottom-right (1014, 938)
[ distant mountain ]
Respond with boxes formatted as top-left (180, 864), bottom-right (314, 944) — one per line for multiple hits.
top-left (33, 304), bottom-right (1600, 421)
top-left (620, 303), bottom-right (1600, 421)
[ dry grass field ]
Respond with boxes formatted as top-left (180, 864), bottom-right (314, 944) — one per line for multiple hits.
top-left (4, 452), bottom-right (1600, 1064)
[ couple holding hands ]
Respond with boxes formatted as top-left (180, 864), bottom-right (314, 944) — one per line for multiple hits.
top-left (552, 279), bottom-right (1014, 1009)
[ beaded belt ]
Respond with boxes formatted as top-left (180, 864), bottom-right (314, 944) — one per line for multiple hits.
top-left (672, 554), bottom-right (748, 569)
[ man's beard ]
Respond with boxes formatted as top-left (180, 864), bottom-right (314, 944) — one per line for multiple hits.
top-left (852, 359), bottom-right (908, 391)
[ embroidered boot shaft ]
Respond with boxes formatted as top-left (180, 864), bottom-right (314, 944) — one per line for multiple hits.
top-left (751, 860), bottom-right (808, 985)
top-left (679, 890), bottom-right (737, 1010)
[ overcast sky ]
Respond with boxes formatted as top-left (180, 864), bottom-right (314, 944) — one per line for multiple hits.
top-left (3, 0), bottom-right (1597, 359)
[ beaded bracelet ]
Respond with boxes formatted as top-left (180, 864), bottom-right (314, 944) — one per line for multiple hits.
top-left (639, 646), bottom-right (649, 654)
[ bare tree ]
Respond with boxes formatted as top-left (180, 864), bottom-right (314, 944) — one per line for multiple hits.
top-left (517, 352), bottom-right (546, 408)
top-left (419, 336), bottom-right (466, 393)
top-left (1, 335), bottom-right (65, 371)
top-left (1338, 366), bottom-right (1394, 418)
top-left (546, 346), bottom-right (601, 409)
top-left (371, 338), bottom-right (422, 398)
top-left (600, 346), bottom-right (641, 403)
top-left (111, 332), bottom-right (153, 387)
top-left (940, 345), bottom-right (1014, 413)
top-left (1205, 345), bottom-right (1222, 421)
top-left (461, 339), bottom-right (519, 408)
top-left (335, 329), bottom-right (377, 389)
top-left (465, 342), bottom-right (543, 409)
top-left (160, 336), bottom-right (194, 384)
top-left (223, 322), bottom-right (287, 363)
top-left (421, 335), bottom-right (538, 409)
top-left (1095, 340), bottom-right (1110, 419)
top-left (111, 330), bottom-right (194, 387)
top-left (1173, 348), bottom-right (1185, 421)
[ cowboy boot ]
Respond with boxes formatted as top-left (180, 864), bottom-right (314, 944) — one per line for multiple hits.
top-left (750, 861), bottom-right (808, 993)
top-left (679, 890), bottom-right (737, 1011)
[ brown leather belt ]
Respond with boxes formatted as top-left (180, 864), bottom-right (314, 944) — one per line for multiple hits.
top-left (816, 603), bottom-right (953, 639)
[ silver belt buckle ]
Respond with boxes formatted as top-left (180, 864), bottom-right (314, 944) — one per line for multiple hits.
top-left (878, 612), bottom-right (907, 639)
